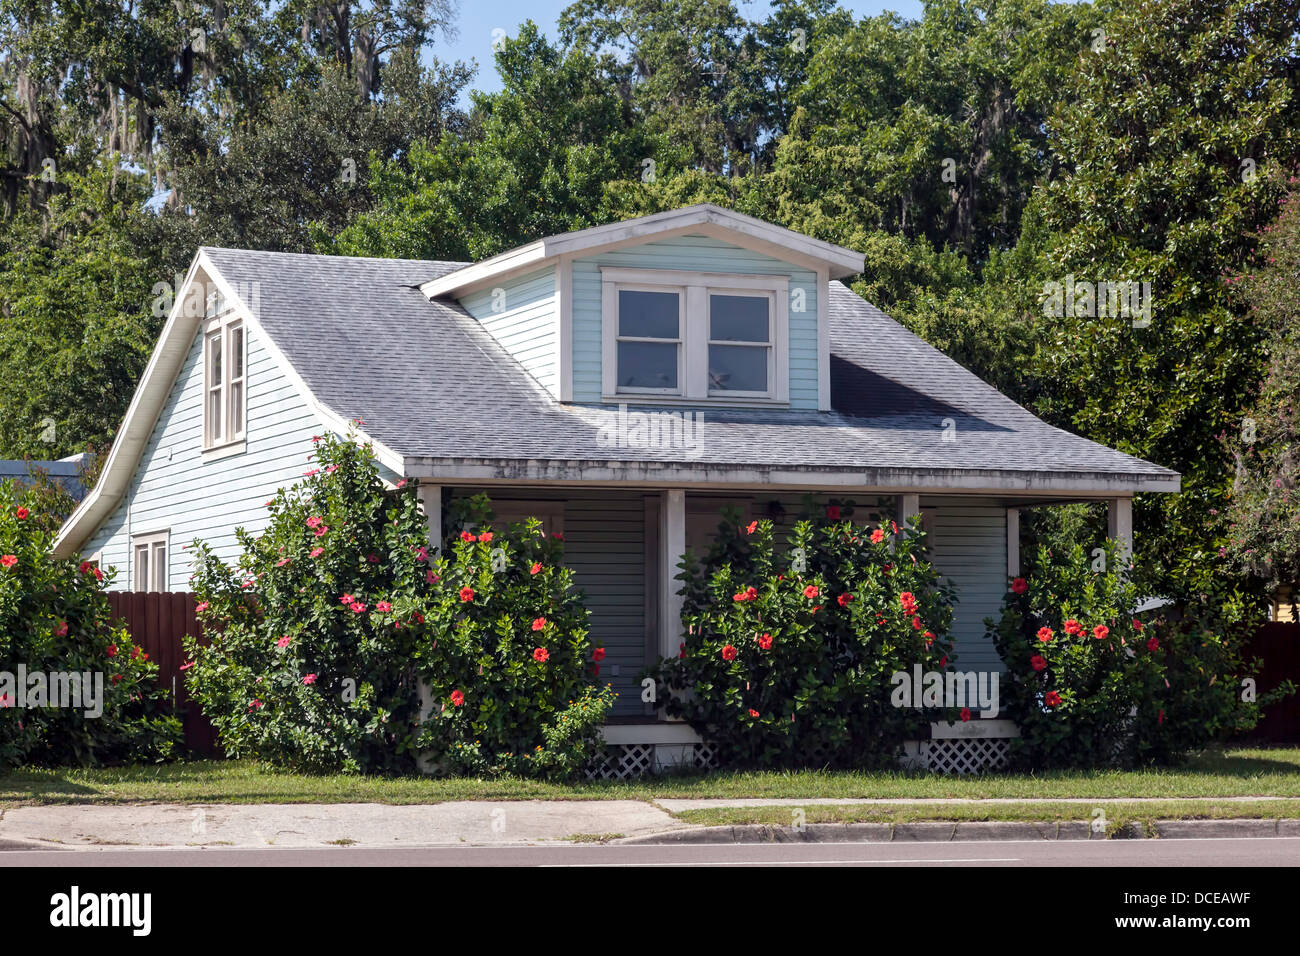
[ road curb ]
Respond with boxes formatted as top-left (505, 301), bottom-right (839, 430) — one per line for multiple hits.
top-left (615, 818), bottom-right (1300, 845)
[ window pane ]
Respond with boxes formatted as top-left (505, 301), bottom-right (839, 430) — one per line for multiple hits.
top-left (617, 341), bottom-right (678, 389)
top-left (230, 382), bottom-right (244, 435)
top-left (209, 388), bottom-right (222, 439)
top-left (709, 344), bottom-right (769, 392)
top-left (710, 294), bottom-right (769, 342)
top-left (618, 290), bottom-right (679, 339)
top-left (135, 545), bottom-right (148, 590)
top-left (208, 334), bottom-right (222, 382)
top-left (152, 542), bottom-right (167, 590)
top-left (231, 326), bottom-right (244, 378)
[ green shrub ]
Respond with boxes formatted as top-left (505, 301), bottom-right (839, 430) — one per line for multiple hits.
top-left (655, 501), bottom-right (957, 769)
top-left (186, 435), bottom-right (610, 777)
top-left (0, 480), bottom-right (180, 768)
top-left (408, 493), bottom-right (613, 780)
top-left (990, 541), bottom-right (1283, 768)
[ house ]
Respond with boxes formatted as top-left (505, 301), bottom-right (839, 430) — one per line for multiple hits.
top-left (1, 453), bottom-right (90, 501)
top-left (53, 205), bottom-right (1180, 773)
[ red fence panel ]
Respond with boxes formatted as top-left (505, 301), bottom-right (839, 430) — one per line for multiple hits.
top-left (1241, 621), bottom-right (1300, 744)
top-left (106, 591), bottom-right (220, 756)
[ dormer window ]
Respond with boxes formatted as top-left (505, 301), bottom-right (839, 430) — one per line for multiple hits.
top-left (601, 268), bottom-right (788, 403)
top-left (203, 311), bottom-right (246, 453)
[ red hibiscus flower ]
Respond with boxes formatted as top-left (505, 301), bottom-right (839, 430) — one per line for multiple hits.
top-left (757, 633), bottom-right (772, 650)
top-left (837, 592), bottom-right (855, 607)
top-left (1063, 619), bottom-right (1082, 636)
top-left (1093, 625), bottom-right (1109, 640)
top-left (450, 690), bottom-right (465, 707)
top-left (1011, 577), bottom-right (1028, 594)
top-left (458, 587), bottom-right (475, 602)
top-left (1147, 636), bottom-right (1160, 652)
top-left (14, 507), bottom-right (28, 520)
top-left (960, 707), bottom-right (971, 722)
top-left (350, 603), bottom-right (367, 613)
top-left (870, 528), bottom-right (885, 544)
top-left (1030, 654), bottom-right (1047, 672)
top-left (1037, 627), bottom-right (1054, 643)
top-left (107, 644), bottom-right (118, 657)
top-left (0, 555), bottom-right (16, 569)
top-left (533, 647), bottom-right (549, 663)
top-left (460, 531), bottom-right (475, 542)
top-left (375, 601), bottom-right (392, 612)
top-left (912, 616), bottom-right (923, 630)
top-left (748, 708), bottom-right (760, 718)
top-left (303, 674), bottom-right (317, 686)
top-left (593, 647), bottom-right (606, 662)
top-left (745, 520), bottom-right (758, 535)
top-left (426, 570), bottom-right (440, 584)
top-left (1044, 691), bottom-right (1061, 708)
top-left (249, 699), bottom-right (263, 710)
top-left (1132, 618), bottom-right (1144, 631)
top-left (532, 617), bottom-right (547, 631)
top-left (53, 620), bottom-right (67, 637)
top-left (679, 642), bottom-right (687, 659)
top-left (803, 585), bottom-right (819, 599)
top-left (721, 644), bottom-right (738, 661)
top-left (826, 505), bottom-right (841, 520)
top-left (530, 562), bottom-right (542, 575)
top-left (276, 635), bottom-right (291, 648)
top-left (478, 531), bottom-right (493, 543)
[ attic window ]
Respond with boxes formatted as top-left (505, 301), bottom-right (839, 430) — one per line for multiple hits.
top-left (203, 315), bottom-right (246, 451)
top-left (601, 267), bottom-right (788, 403)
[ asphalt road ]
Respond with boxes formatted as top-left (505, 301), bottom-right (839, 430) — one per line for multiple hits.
top-left (3, 836), bottom-right (1298, 866)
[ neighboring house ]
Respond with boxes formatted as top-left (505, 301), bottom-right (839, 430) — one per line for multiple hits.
top-left (54, 205), bottom-right (1181, 771)
top-left (1, 453), bottom-right (90, 502)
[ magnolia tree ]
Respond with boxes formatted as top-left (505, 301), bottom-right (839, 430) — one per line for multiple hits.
top-left (0, 480), bottom-right (180, 768)
top-left (991, 541), bottom-right (1284, 768)
top-left (655, 501), bottom-right (958, 769)
top-left (186, 434), bottom-right (611, 777)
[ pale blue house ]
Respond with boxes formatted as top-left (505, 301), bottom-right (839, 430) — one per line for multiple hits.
top-left (54, 205), bottom-right (1179, 771)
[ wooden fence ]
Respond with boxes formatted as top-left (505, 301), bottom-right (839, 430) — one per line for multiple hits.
top-left (106, 591), bottom-right (219, 756)
top-left (1241, 621), bottom-right (1300, 744)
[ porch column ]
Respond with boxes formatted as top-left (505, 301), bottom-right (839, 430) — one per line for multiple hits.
top-left (415, 483), bottom-right (442, 773)
top-left (1107, 497), bottom-right (1133, 566)
top-left (895, 493), bottom-right (920, 536)
top-left (659, 488), bottom-right (687, 660)
top-left (417, 484), bottom-right (442, 551)
top-left (1006, 508), bottom-right (1020, 577)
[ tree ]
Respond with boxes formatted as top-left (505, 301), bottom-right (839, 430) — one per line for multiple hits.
top-left (1223, 179), bottom-right (1300, 595)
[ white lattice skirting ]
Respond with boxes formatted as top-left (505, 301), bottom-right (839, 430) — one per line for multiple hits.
top-left (587, 720), bottom-right (1019, 779)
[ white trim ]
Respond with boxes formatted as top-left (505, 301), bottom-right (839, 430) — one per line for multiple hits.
top-left (1006, 508), bottom-right (1020, 577)
top-left (557, 256), bottom-right (574, 402)
top-left (601, 722), bottom-right (701, 746)
top-left (418, 204), bottom-right (865, 299)
top-left (816, 267), bottom-right (831, 411)
top-left (1108, 497), bottom-right (1134, 562)
top-left (659, 489), bottom-right (686, 662)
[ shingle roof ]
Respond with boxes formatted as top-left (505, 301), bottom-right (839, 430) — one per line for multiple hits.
top-left (201, 247), bottom-right (1178, 490)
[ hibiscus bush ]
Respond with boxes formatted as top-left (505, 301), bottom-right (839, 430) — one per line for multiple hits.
top-left (0, 480), bottom-right (181, 769)
top-left (407, 493), bottom-right (614, 779)
top-left (654, 501), bottom-right (957, 769)
top-left (991, 541), bottom-right (1279, 768)
top-left (186, 434), bottom-right (610, 777)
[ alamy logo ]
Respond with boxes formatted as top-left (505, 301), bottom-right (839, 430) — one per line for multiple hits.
top-left (1041, 274), bottom-right (1152, 326)
top-left (0, 666), bottom-right (104, 718)
top-left (50, 886), bottom-right (151, 936)
top-left (890, 664), bottom-right (1000, 718)
top-left (596, 404), bottom-right (705, 458)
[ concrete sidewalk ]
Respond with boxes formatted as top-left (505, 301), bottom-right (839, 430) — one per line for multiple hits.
top-left (0, 801), bottom-right (685, 849)
top-left (2, 800), bottom-right (1298, 850)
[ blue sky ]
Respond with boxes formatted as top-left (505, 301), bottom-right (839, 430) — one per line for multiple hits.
top-left (429, 0), bottom-right (925, 96)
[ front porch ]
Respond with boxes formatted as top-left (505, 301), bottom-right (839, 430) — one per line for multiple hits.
top-left (416, 482), bottom-right (1135, 774)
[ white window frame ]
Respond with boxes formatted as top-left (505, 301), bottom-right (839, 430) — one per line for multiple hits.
top-left (601, 267), bottom-right (789, 405)
top-left (132, 530), bottom-right (169, 592)
top-left (202, 311), bottom-right (247, 454)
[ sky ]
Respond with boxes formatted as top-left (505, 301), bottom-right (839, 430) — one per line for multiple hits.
top-left (428, 0), bottom-right (926, 97)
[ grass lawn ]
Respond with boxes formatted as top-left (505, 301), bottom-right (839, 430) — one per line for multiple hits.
top-left (1, 746), bottom-right (1298, 807)
top-left (671, 800), bottom-right (1300, 833)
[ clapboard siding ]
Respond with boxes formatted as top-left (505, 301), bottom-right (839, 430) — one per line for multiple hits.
top-left (571, 235), bottom-right (819, 408)
top-left (921, 497), bottom-right (1007, 673)
top-left (82, 321), bottom-right (332, 589)
top-left (458, 267), bottom-right (558, 396)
